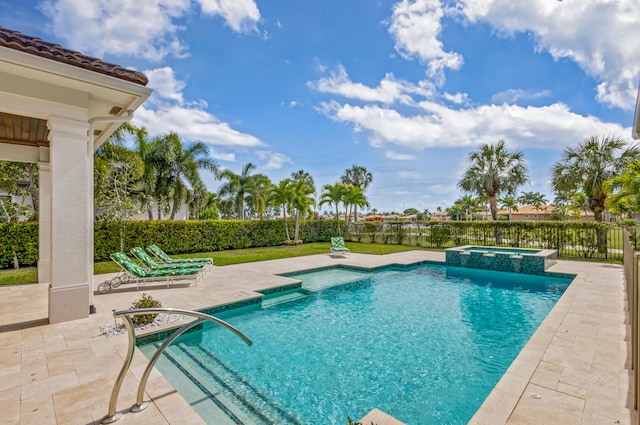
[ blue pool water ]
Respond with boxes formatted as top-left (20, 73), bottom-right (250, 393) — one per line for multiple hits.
top-left (141, 264), bottom-right (572, 425)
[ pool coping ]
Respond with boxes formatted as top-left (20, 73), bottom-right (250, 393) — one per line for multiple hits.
top-left (0, 251), bottom-right (634, 424)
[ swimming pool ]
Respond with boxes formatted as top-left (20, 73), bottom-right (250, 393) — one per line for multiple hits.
top-left (140, 264), bottom-right (573, 424)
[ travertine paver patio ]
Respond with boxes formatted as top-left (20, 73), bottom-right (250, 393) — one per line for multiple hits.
top-left (0, 251), bottom-right (635, 424)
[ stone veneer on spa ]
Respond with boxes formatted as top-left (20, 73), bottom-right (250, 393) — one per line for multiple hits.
top-left (445, 245), bottom-right (557, 275)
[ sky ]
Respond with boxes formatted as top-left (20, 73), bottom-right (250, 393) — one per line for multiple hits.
top-left (3, 0), bottom-right (640, 214)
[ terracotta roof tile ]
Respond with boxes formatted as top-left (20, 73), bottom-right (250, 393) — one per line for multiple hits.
top-left (0, 27), bottom-right (148, 86)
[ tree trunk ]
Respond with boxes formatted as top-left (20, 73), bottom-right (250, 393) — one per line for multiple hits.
top-left (170, 200), bottom-right (178, 220)
top-left (294, 211), bottom-right (300, 241)
top-left (10, 243), bottom-right (19, 269)
top-left (335, 206), bottom-right (341, 234)
top-left (489, 195), bottom-right (498, 220)
top-left (283, 208), bottom-right (290, 241)
top-left (147, 204), bottom-right (154, 220)
top-left (590, 196), bottom-right (607, 254)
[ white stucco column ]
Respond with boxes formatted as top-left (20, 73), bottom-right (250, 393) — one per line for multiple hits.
top-left (47, 116), bottom-right (92, 323)
top-left (37, 156), bottom-right (51, 284)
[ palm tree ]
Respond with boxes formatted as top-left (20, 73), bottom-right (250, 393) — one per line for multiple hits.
top-left (458, 140), bottom-right (529, 220)
top-left (342, 184), bottom-right (370, 228)
top-left (218, 163), bottom-right (259, 220)
top-left (341, 165), bottom-right (373, 222)
top-left (247, 174), bottom-right (272, 219)
top-left (270, 178), bottom-right (294, 241)
top-left (499, 196), bottom-right (519, 221)
top-left (518, 191), bottom-right (548, 212)
top-left (551, 135), bottom-right (640, 222)
top-left (458, 195), bottom-right (479, 220)
top-left (156, 132), bottom-right (218, 220)
top-left (290, 179), bottom-right (316, 241)
top-left (291, 170), bottom-right (315, 192)
top-left (604, 160), bottom-right (640, 216)
top-left (319, 183), bottom-right (347, 234)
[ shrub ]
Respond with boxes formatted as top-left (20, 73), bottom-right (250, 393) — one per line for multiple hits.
top-left (130, 293), bottom-right (162, 326)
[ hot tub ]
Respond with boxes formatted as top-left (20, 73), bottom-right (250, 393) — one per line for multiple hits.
top-left (445, 245), bottom-right (557, 275)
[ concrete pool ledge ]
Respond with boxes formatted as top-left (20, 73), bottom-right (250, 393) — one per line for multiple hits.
top-left (0, 252), bottom-right (636, 424)
top-left (469, 260), bottom-right (636, 425)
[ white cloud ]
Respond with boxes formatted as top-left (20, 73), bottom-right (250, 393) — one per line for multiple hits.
top-left (387, 0), bottom-right (463, 81)
top-left (40, 0), bottom-right (260, 61)
top-left (309, 64), bottom-right (434, 104)
top-left (197, 0), bottom-right (260, 33)
top-left (134, 67), bottom-right (263, 148)
top-left (429, 184), bottom-right (455, 194)
top-left (134, 104), bottom-right (263, 147)
top-left (40, 0), bottom-right (190, 61)
top-left (255, 151), bottom-right (292, 170)
top-left (453, 0), bottom-right (640, 109)
top-left (210, 152), bottom-right (236, 161)
top-left (145, 67), bottom-right (186, 103)
top-left (442, 92), bottom-right (469, 105)
top-left (395, 191), bottom-right (410, 195)
top-left (399, 170), bottom-right (421, 179)
top-left (386, 151), bottom-right (417, 160)
top-left (319, 100), bottom-right (629, 151)
top-left (491, 89), bottom-right (551, 105)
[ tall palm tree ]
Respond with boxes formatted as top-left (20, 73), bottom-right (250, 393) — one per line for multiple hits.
top-left (291, 170), bottom-right (315, 192)
top-left (458, 140), bottom-right (529, 220)
top-left (246, 174), bottom-right (272, 219)
top-left (458, 195), bottom-right (479, 221)
top-left (319, 183), bottom-right (347, 234)
top-left (270, 178), bottom-right (294, 241)
top-left (156, 132), bottom-right (217, 220)
top-left (341, 165), bottom-right (373, 222)
top-left (551, 135), bottom-right (640, 222)
top-left (342, 184), bottom-right (370, 228)
top-left (218, 162), bottom-right (259, 220)
top-left (290, 179), bottom-right (316, 241)
top-left (552, 135), bottom-right (640, 253)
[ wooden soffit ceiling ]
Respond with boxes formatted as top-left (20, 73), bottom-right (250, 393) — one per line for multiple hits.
top-left (0, 112), bottom-right (49, 148)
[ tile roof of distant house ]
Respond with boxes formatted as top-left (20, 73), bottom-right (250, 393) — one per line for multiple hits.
top-left (0, 26), bottom-right (148, 86)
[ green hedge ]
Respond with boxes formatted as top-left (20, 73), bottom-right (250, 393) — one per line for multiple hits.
top-left (94, 219), bottom-right (339, 261)
top-left (0, 219), bottom-right (339, 268)
top-left (0, 222), bottom-right (39, 268)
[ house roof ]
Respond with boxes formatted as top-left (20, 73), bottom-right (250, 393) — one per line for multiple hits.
top-left (0, 26), bottom-right (148, 86)
top-left (497, 204), bottom-right (594, 217)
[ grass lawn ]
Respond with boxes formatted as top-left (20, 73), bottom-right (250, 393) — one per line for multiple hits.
top-left (0, 242), bottom-right (440, 286)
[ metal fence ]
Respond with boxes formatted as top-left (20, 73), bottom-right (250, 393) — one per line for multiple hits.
top-left (348, 221), bottom-right (629, 262)
top-left (623, 229), bottom-right (640, 412)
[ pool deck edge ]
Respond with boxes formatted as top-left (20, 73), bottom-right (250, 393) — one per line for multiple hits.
top-left (469, 260), bottom-right (636, 425)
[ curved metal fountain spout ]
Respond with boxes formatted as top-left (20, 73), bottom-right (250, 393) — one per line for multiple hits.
top-left (101, 307), bottom-right (252, 424)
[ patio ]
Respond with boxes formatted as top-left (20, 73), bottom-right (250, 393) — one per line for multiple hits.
top-left (0, 251), bottom-right (635, 424)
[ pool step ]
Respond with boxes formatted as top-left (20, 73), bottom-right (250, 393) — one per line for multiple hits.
top-left (168, 343), bottom-right (304, 425)
top-left (261, 289), bottom-right (311, 308)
